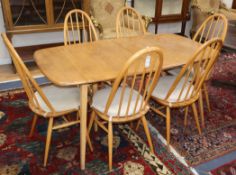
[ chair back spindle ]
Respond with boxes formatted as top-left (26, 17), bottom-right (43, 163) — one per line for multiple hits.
top-left (2, 33), bottom-right (56, 115)
top-left (104, 47), bottom-right (163, 119)
top-left (64, 9), bottom-right (98, 45)
top-left (193, 14), bottom-right (228, 43)
top-left (164, 38), bottom-right (222, 103)
top-left (116, 7), bottom-right (146, 38)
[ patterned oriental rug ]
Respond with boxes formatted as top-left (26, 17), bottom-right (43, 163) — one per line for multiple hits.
top-left (0, 52), bottom-right (235, 174)
top-left (0, 92), bottom-right (192, 174)
top-left (146, 52), bottom-right (236, 166)
top-left (210, 159), bottom-right (236, 175)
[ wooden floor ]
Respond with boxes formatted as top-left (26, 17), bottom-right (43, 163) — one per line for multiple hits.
top-left (0, 63), bottom-right (43, 83)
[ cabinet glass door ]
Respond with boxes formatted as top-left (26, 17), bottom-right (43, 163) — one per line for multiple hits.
top-left (161, 0), bottom-right (183, 15)
top-left (53, 0), bottom-right (82, 24)
top-left (9, 0), bottom-right (47, 26)
top-left (133, 0), bottom-right (156, 18)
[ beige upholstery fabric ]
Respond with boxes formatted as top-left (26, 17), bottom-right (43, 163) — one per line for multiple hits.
top-left (191, 0), bottom-right (236, 34)
top-left (101, 27), bottom-right (147, 39)
top-left (90, 0), bottom-right (125, 29)
top-left (35, 85), bottom-right (80, 113)
top-left (92, 86), bottom-right (143, 117)
top-left (102, 28), bottom-right (117, 39)
top-left (152, 76), bottom-right (194, 102)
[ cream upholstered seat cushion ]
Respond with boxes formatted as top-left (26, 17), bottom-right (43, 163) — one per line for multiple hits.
top-left (167, 67), bottom-right (182, 76)
top-left (152, 76), bottom-right (194, 102)
top-left (92, 86), bottom-right (143, 117)
top-left (35, 85), bottom-right (80, 112)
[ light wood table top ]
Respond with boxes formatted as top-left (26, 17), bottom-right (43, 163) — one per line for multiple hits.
top-left (34, 34), bottom-right (200, 86)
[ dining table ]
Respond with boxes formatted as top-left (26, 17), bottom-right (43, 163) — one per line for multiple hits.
top-left (34, 33), bottom-right (200, 170)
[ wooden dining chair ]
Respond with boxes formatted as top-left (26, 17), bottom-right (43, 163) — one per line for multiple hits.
top-left (116, 6), bottom-right (146, 38)
top-left (192, 13), bottom-right (228, 43)
top-left (64, 9), bottom-right (98, 45)
top-left (150, 38), bottom-right (223, 146)
top-left (192, 13), bottom-right (228, 114)
top-left (168, 14), bottom-right (228, 123)
top-left (88, 47), bottom-right (163, 171)
top-left (1, 33), bottom-right (93, 167)
top-left (170, 14), bottom-right (227, 76)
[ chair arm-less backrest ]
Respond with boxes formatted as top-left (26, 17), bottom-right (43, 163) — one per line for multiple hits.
top-left (165, 38), bottom-right (223, 103)
top-left (104, 47), bottom-right (163, 118)
top-left (1, 33), bottom-right (56, 115)
top-left (64, 9), bottom-right (98, 46)
top-left (193, 13), bottom-right (228, 43)
top-left (116, 6), bottom-right (146, 38)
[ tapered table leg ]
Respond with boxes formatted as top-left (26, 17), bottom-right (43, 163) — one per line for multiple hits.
top-left (80, 84), bottom-right (88, 170)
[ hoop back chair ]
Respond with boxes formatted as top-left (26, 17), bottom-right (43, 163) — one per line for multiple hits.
top-left (193, 13), bottom-right (228, 116)
top-left (1, 33), bottom-right (92, 166)
top-left (116, 6), bottom-right (146, 38)
top-left (64, 9), bottom-right (98, 45)
top-left (151, 38), bottom-right (223, 146)
top-left (193, 13), bottom-right (228, 43)
top-left (88, 47), bottom-right (163, 170)
top-left (168, 14), bottom-right (227, 115)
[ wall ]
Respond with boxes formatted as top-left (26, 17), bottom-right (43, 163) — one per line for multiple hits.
top-left (0, 0), bottom-right (233, 65)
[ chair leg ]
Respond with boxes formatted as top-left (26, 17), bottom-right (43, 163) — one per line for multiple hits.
top-left (129, 122), bottom-right (134, 128)
top-left (191, 103), bottom-right (202, 135)
top-left (88, 110), bottom-right (96, 134)
top-left (141, 116), bottom-right (154, 153)
top-left (44, 117), bottom-right (54, 167)
top-left (108, 121), bottom-right (113, 171)
top-left (135, 119), bottom-right (141, 131)
top-left (184, 106), bottom-right (189, 126)
top-left (198, 90), bottom-right (205, 127)
top-left (29, 114), bottom-right (38, 137)
top-left (86, 132), bottom-right (93, 152)
top-left (166, 107), bottom-right (171, 146)
top-left (94, 119), bottom-right (98, 132)
top-left (203, 83), bottom-right (211, 112)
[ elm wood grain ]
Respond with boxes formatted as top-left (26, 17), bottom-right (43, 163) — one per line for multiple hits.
top-left (34, 34), bottom-right (200, 86)
top-left (34, 33), bottom-right (201, 170)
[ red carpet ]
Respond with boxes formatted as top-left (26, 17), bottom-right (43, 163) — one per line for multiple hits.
top-left (0, 91), bottom-right (191, 174)
top-left (210, 159), bottom-right (236, 175)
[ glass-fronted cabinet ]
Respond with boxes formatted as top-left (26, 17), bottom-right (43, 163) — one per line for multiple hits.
top-left (9, 0), bottom-right (47, 26)
top-left (0, 0), bottom-right (88, 65)
top-left (132, 0), bottom-right (190, 34)
top-left (53, 0), bottom-right (82, 23)
top-left (1, 0), bottom-right (88, 34)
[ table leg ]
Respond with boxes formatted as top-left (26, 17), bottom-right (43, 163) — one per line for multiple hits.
top-left (80, 84), bottom-right (88, 170)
